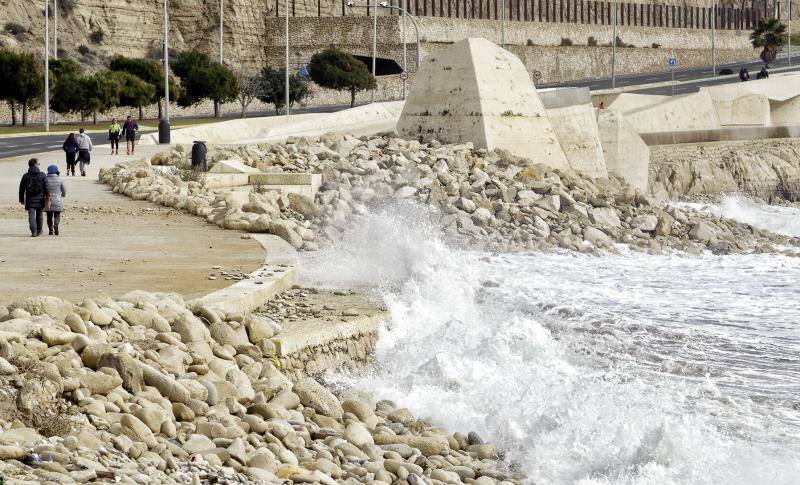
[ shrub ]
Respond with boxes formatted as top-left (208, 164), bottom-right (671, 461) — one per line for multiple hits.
top-left (78, 45), bottom-right (90, 55)
top-left (4, 22), bottom-right (27, 36)
top-left (89, 30), bottom-right (104, 44)
top-left (59, 0), bottom-right (77, 13)
top-left (169, 166), bottom-right (206, 184)
top-left (257, 67), bottom-right (309, 115)
top-left (526, 39), bottom-right (535, 46)
top-left (308, 47), bottom-right (376, 108)
top-left (651, 42), bottom-right (662, 49)
top-left (560, 37), bottom-right (573, 46)
top-left (587, 36), bottom-right (598, 47)
top-left (719, 68), bottom-right (734, 75)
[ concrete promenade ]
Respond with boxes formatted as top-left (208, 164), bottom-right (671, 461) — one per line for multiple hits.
top-left (0, 142), bottom-right (265, 306)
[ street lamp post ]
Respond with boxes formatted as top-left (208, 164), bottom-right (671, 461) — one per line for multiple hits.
top-left (611, 0), bottom-right (617, 88)
top-left (377, 1), bottom-right (422, 95)
top-left (159, 0), bottom-right (170, 143)
top-left (371, 0), bottom-right (377, 103)
top-left (220, 0), bottom-right (224, 63)
top-left (501, 0), bottom-right (506, 48)
top-left (789, 0), bottom-right (793, 66)
top-left (711, 0), bottom-right (717, 76)
top-left (285, 0), bottom-right (290, 117)
top-left (53, 0), bottom-right (57, 60)
top-left (44, 0), bottom-right (50, 132)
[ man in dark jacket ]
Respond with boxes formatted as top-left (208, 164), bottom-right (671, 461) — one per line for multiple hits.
top-left (18, 158), bottom-right (48, 237)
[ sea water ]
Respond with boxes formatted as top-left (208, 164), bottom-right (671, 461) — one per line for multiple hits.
top-left (301, 198), bottom-right (800, 485)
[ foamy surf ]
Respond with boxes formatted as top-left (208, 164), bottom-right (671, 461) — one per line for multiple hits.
top-left (301, 201), bottom-right (800, 485)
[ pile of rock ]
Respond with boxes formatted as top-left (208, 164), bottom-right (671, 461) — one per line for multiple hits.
top-left (0, 292), bottom-right (517, 484)
top-left (103, 134), bottom-right (797, 255)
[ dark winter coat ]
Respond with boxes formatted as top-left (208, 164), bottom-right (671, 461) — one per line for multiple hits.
top-left (122, 121), bottom-right (139, 141)
top-left (19, 166), bottom-right (48, 210)
top-left (62, 140), bottom-right (79, 154)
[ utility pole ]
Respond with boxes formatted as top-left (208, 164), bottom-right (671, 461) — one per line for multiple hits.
top-left (611, 0), bottom-right (617, 88)
top-left (285, 0), bottom-right (290, 117)
top-left (789, 0), bottom-right (793, 66)
top-left (220, 0), bottom-right (224, 63)
top-left (44, 0), bottom-right (50, 132)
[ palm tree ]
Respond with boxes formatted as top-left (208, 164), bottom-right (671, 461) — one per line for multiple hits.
top-left (750, 17), bottom-right (787, 67)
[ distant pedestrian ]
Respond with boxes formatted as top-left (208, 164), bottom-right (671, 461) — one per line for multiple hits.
top-left (44, 165), bottom-right (66, 236)
top-left (739, 67), bottom-right (750, 82)
top-left (18, 158), bottom-right (48, 237)
top-left (108, 118), bottom-right (122, 155)
top-left (757, 67), bottom-right (769, 80)
top-left (62, 133), bottom-right (79, 176)
top-left (76, 128), bottom-right (93, 177)
top-left (598, 101), bottom-right (606, 110)
top-left (122, 116), bottom-right (139, 155)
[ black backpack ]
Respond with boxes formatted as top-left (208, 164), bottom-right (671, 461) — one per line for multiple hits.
top-left (26, 173), bottom-right (45, 196)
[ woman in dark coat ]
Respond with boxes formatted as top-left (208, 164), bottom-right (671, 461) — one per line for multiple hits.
top-left (62, 133), bottom-right (79, 176)
top-left (18, 158), bottom-right (48, 237)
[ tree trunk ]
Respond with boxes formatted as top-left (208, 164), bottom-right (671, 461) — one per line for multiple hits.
top-left (241, 103), bottom-right (246, 118)
top-left (80, 111), bottom-right (85, 123)
top-left (214, 100), bottom-right (220, 118)
top-left (22, 102), bottom-right (28, 126)
top-left (9, 102), bottom-right (16, 126)
top-left (93, 111), bottom-right (97, 125)
top-left (139, 105), bottom-right (144, 120)
top-left (350, 88), bottom-right (356, 108)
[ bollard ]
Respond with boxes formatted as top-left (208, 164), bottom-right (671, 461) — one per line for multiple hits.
top-left (191, 140), bottom-right (207, 171)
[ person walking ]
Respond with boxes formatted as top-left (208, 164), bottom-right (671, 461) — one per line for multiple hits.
top-left (757, 66), bottom-right (769, 80)
top-left (122, 116), bottom-right (139, 155)
top-left (44, 165), bottom-right (66, 236)
top-left (108, 118), bottom-right (122, 155)
top-left (18, 158), bottom-right (48, 237)
top-left (739, 67), bottom-right (750, 82)
top-left (76, 128), bottom-right (93, 177)
top-left (62, 133), bottom-right (79, 176)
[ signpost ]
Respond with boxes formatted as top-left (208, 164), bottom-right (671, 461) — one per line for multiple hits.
top-left (399, 71), bottom-right (408, 80)
top-left (668, 54), bottom-right (677, 96)
top-left (532, 70), bottom-right (542, 85)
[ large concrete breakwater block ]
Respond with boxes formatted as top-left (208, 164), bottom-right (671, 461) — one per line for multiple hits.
top-left (397, 37), bottom-right (570, 171)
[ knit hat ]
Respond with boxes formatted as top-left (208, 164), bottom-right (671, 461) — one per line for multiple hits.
top-left (47, 165), bottom-right (59, 175)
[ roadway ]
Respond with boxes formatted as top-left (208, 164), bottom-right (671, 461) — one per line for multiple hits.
top-left (0, 104), bottom-right (354, 160)
top-left (541, 54), bottom-right (800, 96)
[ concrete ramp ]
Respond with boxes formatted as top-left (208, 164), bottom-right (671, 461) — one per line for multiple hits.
top-left (397, 37), bottom-right (569, 170)
top-left (598, 109), bottom-right (650, 190)
top-left (607, 93), bottom-right (671, 114)
top-left (770, 94), bottom-right (800, 126)
top-left (701, 84), bottom-right (771, 126)
top-left (623, 90), bottom-right (722, 134)
top-left (547, 103), bottom-right (608, 179)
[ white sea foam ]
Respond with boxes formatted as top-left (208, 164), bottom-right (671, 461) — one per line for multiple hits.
top-left (301, 201), bottom-right (800, 485)
top-left (677, 194), bottom-right (800, 238)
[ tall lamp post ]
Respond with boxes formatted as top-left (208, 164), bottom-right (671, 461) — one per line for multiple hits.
top-left (220, 0), bottom-right (224, 63)
top-left (53, 0), bottom-right (57, 59)
top-left (711, 0), bottom-right (717, 76)
top-left (159, 0), bottom-right (170, 144)
top-left (611, 0), bottom-right (617, 88)
top-left (376, 1), bottom-right (421, 99)
top-left (346, 1), bottom-right (378, 103)
top-left (789, 0), bottom-right (793, 66)
top-left (285, 0), bottom-right (290, 117)
top-left (44, 0), bottom-right (50, 132)
top-left (501, 0), bottom-right (506, 48)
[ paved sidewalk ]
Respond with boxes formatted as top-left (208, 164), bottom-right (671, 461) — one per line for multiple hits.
top-left (0, 142), bottom-right (265, 306)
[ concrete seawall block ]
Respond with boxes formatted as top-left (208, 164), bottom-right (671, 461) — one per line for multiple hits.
top-left (598, 109), bottom-right (650, 190)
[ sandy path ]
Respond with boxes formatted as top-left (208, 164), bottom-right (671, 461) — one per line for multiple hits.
top-left (0, 142), bottom-right (264, 306)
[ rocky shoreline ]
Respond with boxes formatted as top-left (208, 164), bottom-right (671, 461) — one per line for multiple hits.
top-left (101, 134), bottom-right (799, 256)
top-left (0, 292), bottom-right (520, 484)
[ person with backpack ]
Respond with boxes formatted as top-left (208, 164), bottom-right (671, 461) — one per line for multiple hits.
top-left (121, 116), bottom-right (139, 155)
top-left (108, 118), bottom-right (122, 155)
top-left (18, 158), bottom-right (49, 237)
top-left (44, 165), bottom-right (67, 236)
top-left (62, 133), bottom-right (79, 176)
top-left (76, 128), bottom-right (93, 177)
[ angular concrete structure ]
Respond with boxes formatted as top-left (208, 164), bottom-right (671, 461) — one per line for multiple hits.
top-left (597, 110), bottom-right (650, 190)
top-left (546, 104), bottom-right (608, 179)
top-left (621, 90), bottom-right (722, 134)
top-left (770, 94), bottom-right (800, 126)
top-left (397, 37), bottom-right (569, 170)
top-left (701, 84), bottom-right (771, 126)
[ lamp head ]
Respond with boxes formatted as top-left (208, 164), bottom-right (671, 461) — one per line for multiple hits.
top-left (379, 1), bottom-right (388, 6)
top-left (346, 1), bottom-right (354, 6)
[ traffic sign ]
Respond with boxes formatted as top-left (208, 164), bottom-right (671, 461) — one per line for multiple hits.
top-left (532, 70), bottom-right (542, 80)
top-left (667, 57), bottom-right (677, 67)
top-left (299, 64), bottom-right (309, 77)
top-left (400, 71), bottom-right (408, 80)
